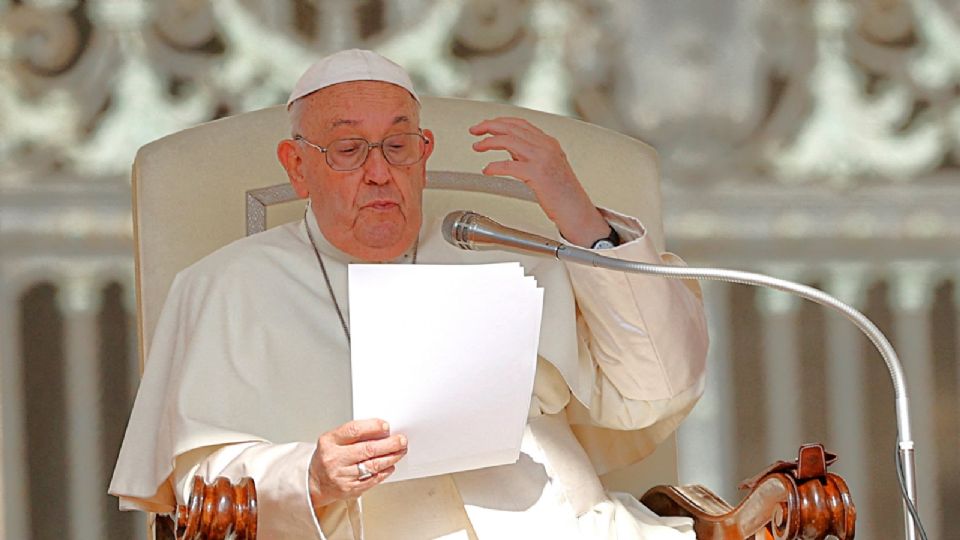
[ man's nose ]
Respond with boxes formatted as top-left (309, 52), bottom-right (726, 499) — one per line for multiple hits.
top-left (362, 146), bottom-right (392, 185)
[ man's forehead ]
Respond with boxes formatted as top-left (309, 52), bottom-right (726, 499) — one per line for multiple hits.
top-left (302, 81), bottom-right (420, 130)
top-left (329, 115), bottom-right (413, 129)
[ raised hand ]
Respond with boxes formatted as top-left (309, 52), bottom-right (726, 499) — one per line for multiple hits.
top-left (469, 117), bottom-right (611, 247)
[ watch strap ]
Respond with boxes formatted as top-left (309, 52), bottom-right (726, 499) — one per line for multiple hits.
top-left (590, 226), bottom-right (620, 249)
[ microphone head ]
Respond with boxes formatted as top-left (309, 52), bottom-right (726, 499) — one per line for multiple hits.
top-left (442, 210), bottom-right (477, 250)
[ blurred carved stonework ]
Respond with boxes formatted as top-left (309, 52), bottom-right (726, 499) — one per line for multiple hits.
top-left (1, 1), bottom-right (958, 539)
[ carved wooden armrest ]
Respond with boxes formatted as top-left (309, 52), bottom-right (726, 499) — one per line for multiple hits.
top-left (640, 444), bottom-right (856, 540)
top-left (156, 476), bottom-right (258, 540)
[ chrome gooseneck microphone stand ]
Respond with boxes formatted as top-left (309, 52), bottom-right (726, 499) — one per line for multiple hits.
top-left (443, 210), bottom-right (922, 540)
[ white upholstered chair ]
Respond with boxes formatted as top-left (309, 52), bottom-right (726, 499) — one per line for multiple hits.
top-left (131, 97), bottom-right (681, 534)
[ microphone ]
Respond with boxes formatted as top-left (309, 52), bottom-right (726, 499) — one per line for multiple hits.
top-left (442, 210), bottom-right (568, 258)
top-left (441, 209), bottom-right (922, 540)
top-left (442, 210), bottom-right (644, 267)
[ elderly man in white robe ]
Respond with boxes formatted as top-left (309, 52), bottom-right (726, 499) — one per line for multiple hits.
top-left (110, 49), bottom-right (709, 539)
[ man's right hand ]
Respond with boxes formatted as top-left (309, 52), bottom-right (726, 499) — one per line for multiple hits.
top-left (308, 419), bottom-right (408, 508)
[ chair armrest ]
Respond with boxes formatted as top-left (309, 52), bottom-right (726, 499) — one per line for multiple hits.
top-left (640, 444), bottom-right (856, 540)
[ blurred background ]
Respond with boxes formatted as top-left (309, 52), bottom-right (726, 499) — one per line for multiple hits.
top-left (1, 0), bottom-right (958, 538)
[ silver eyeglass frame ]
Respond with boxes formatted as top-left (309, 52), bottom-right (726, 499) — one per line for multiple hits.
top-left (293, 131), bottom-right (430, 171)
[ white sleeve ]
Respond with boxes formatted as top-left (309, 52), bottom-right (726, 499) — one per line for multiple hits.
top-left (563, 208), bottom-right (709, 430)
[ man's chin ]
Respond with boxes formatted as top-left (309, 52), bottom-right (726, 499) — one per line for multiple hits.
top-left (352, 227), bottom-right (418, 261)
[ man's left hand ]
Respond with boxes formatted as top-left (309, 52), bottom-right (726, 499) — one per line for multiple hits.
top-left (469, 117), bottom-right (611, 247)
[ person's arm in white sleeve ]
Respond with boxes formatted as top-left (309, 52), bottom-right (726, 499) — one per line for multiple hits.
top-left (173, 442), bottom-right (358, 540)
top-left (172, 417), bottom-right (405, 540)
top-left (466, 115), bottom-right (707, 441)
top-left (564, 208), bottom-right (709, 431)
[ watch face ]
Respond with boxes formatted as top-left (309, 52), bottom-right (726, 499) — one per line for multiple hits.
top-left (592, 239), bottom-right (616, 250)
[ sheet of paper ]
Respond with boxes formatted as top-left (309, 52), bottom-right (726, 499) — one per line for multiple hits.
top-left (349, 262), bottom-right (543, 483)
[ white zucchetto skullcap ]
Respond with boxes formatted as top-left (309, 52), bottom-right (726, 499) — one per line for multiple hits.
top-left (287, 49), bottom-right (419, 108)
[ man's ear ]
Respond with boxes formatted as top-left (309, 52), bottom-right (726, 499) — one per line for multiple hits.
top-left (422, 128), bottom-right (436, 163)
top-left (277, 139), bottom-right (309, 199)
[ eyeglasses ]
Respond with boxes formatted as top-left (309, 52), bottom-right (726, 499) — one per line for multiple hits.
top-left (294, 132), bottom-right (430, 171)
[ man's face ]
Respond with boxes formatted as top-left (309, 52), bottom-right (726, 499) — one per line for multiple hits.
top-left (278, 81), bottom-right (434, 262)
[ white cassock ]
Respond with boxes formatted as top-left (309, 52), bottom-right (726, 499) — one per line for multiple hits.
top-left (110, 204), bottom-right (709, 540)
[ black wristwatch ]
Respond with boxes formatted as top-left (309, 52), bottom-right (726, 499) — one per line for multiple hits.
top-left (590, 226), bottom-right (620, 250)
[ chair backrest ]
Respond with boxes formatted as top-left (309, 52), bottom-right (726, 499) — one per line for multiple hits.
top-left (131, 96), bottom-right (674, 492)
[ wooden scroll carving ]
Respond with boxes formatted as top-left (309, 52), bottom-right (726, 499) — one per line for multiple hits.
top-left (156, 476), bottom-right (258, 540)
top-left (640, 444), bottom-right (855, 540)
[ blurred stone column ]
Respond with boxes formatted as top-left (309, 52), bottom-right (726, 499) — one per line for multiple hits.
top-left (953, 278), bottom-right (960, 536)
top-left (890, 263), bottom-right (939, 540)
top-left (678, 280), bottom-right (736, 500)
top-left (318, 1), bottom-right (356, 50)
top-left (59, 276), bottom-right (106, 540)
top-left (824, 265), bottom-right (871, 538)
top-left (955, 281), bottom-right (960, 499)
top-left (757, 266), bottom-right (803, 460)
top-left (0, 280), bottom-right (29, 540)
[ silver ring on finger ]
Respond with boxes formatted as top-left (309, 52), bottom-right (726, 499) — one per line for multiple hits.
top-left (357, 461), bottom-right (374, 481)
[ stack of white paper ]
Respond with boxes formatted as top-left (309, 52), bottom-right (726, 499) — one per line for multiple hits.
top-left (349, 262), bottom-right (544, 483)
